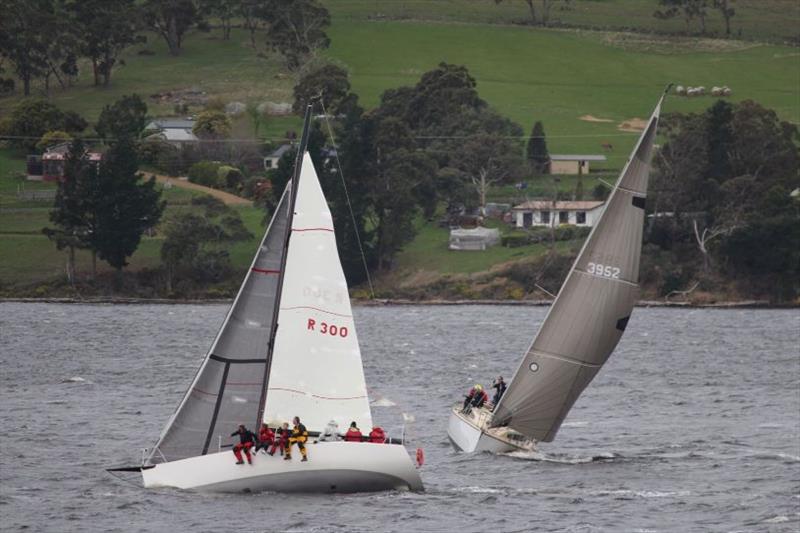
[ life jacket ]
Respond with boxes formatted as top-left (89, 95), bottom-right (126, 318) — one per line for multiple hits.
top-left (344, 428), bottom-right (363, 442)
top-left (259, 427), bottom-right (274, 443)
top-left (291, 423), bottom-right (308, 441)
top-left (368, 427), bottom-right (386, 443)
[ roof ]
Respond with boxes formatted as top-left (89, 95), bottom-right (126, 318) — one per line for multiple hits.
top-left (146, 118), bottom-right (196, 130)
top-left (512, 200), bottom-right (605, 211)
top-left (549, 154), bottom-right (607, 162)
top-left (267, 144), bottom-right (293, 159)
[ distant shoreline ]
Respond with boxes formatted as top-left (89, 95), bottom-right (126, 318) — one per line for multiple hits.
top-left (0, 297), bottom-right (793, 309)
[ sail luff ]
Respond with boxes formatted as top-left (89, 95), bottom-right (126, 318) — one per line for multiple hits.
top-left (491, 92), bottom-right (666, 441)
top-left (256, 104), bottom-right (314, 428)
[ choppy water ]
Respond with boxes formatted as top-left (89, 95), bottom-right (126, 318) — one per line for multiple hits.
top-left (0, 303), bottom-right (798, 532)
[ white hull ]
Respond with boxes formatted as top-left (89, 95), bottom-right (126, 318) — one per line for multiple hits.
top-left (447, 406), bottom-right (535, 454)
top-left (142, 441), bottom-right (423, 493)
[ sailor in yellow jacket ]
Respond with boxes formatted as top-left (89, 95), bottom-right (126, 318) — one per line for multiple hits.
top-left (285, 416), bottom-right (308, 462)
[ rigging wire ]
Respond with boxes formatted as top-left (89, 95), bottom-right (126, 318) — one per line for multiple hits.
top-left (316, 98), bottom-right (376, 300)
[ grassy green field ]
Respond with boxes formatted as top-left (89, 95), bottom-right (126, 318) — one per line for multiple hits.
top-left (325, 0), bottom-right (800, 44)
top-left (327, 20), bottom-right (799, 159)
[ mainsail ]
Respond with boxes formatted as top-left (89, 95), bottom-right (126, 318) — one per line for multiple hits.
top-left (491, 93), bottom-right (664, 442)
top-left (150, 186), bottom-right (291, 463)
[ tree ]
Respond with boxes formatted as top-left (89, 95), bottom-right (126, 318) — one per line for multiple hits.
top-left (262, 0), bottom-right (331, 70)
top-left (161, 196), bottom-right (252, 292)
top-left (67, 0), bottom-right (142, 86)
top-left (453, 131), bottom-right (524, 215)
top-left (526, 121), bottom-right (550, 174)
top-left (43, 140), bottom-right (92, 283)
top-left (36, 130), bottom-right (72, 152)
top-left (140, 0), bottom-right (198, 56)
top-left (492, 0), bottom-right (567, 26)
top-left (0, 0), bottom-right (52, 95)
top-left (4, 99), bottom-right (87, 152)
top-left (238, 0), bottom-right (268, 48)
top-left (193, 110), bottom-right (232, 139)
top-left (199, 0), bottom-right (235, 40)
top-left (654, 0), bottom-right (709, 34)
top-left (712, 0), bottom-right (735, 37)
top-left (245, 101), bottom-right (266, 136)
top-left (292, 63), bottom-right (351, 115)
top-left (96, 94), bottom-right (149, 141)
top-left (88, 141), bottom-right (165, 272)
top-left (705, 99), bottom-right (733, 180)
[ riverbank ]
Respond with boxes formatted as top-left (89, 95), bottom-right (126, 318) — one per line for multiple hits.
top-left (1, 297), bottom-right (789, 308)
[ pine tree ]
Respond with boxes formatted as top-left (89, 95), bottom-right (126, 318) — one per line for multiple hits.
top-left (527, 121), bottom-right (550, 174)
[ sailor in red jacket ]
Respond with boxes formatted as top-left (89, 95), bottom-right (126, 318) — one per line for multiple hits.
top-left (230, 424), bottom-right (256, 465)
top-left (368, 426), bottom-right (386, 443)
top-left (254, 422), bottom-right (275, 454)
top-left (268, 422), bottom-right (290, 456)
top-left (462, 384), bottom-right (489, 412)
top-left (344, 421), bottom-right (363, 442)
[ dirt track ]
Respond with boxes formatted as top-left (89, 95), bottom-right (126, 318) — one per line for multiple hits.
top-left (151, 174), bottom-right (252, 206)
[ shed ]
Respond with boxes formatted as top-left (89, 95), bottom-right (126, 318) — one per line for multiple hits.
top-left (263, 144), bottom-right (293, 170)
top-left (449, 227), bottom-right (501, 251)
top-left (144, 117), bottom-right (199, 146)
top-left (549, 154), bottom-right (606, 175)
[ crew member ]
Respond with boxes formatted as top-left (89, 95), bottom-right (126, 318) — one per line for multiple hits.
top-left (368, 426), bottom-right (386, 443)
top-left (344, 421), bottom-right (363, 442)
top-left (285, 416), bottom-right (308, 462)
top-left (462, 384), bottom-right (488, 412)
top-left (230, 424), bottom-right (256, 465)
top-left (254, 422), bottom-right (275, 454)
top-left (492, 376), bottom-right (507, 406)
top-left (268, 422), bottom-right (290, 456)
top-left (318, 420), bottom-right (340, 442)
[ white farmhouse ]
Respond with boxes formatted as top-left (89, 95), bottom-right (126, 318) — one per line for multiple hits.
top-left (549, 154), bottom-right (606, 175)
top-left (512, 200), bottom-right (605, 228)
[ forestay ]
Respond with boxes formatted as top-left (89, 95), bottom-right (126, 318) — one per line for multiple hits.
top-left (491, 95), bottom-right (664, 442)
top-left (149, 187), bottom-right (291, 463)
top-left (264, 152), bottom-right (373, 432)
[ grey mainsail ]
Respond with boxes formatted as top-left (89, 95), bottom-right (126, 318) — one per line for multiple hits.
top-left (491, 94), bottom-right (664, 442)
top-left (149, 186), bottom-right (290, 463)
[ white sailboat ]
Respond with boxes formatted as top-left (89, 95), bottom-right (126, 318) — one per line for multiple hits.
top-left (114, 107), bottom-right (423, 492)
top-left (447, 91), bottom-right (667, 454)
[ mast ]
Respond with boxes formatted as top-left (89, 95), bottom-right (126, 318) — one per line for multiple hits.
top-left (255, 104), bottom-right (314, 428)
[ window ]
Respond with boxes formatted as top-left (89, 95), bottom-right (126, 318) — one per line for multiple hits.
top-left (540, 210), bottom-right (550, 224)
top-left (559, 211), bottom-right (569, 224)
top-left (576, 211), bottom-right (586, 224)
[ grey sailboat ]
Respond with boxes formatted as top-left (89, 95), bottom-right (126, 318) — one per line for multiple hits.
top-left (447, 90), bottom-right (667, 453)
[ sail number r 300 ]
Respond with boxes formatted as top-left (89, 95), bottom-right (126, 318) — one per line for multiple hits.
top-left (307, 318), bottom-right (349, 338)
top-left (587, 262), bottom-right (620, 279)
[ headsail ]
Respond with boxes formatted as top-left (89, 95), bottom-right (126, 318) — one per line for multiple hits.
top-left (491, 93), bottom-right (665, 442)
top-left (149, 186), bottom-right (291, 463)
top-left (263, 152), bottom-right (373, 432)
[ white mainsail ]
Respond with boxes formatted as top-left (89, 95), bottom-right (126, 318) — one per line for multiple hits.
top-left (264, 152), bottom-right (373, 431)
top-left (491, 93), bottom-right (665, 443)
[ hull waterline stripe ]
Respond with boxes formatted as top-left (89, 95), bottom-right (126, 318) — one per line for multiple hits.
top-left (209, 354), bottom-right (265, 365)
top-left (292, 227), bottom-right (334, 232)
top-left (251, 267), bottom-right (281, 275)
top-left (268, 386), bottom-right (367, 401)
top-left (279, 305), bottom-right (353, 318)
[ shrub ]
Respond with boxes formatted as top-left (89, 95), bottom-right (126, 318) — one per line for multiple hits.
top-left (501, 233), bottom-right (529, 248)
top-left (217, 165), bottom-right (244, 191)
top-left (187, 161), bottom-right (222, 187)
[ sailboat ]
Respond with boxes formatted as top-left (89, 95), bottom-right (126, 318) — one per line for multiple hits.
top-left (447, 90), bottom-right (667, 453)
top-left (114, 107), bottom-right (423, 492)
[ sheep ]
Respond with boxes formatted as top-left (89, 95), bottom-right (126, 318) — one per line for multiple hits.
top-left (722, 86), bottom-right (732, 96)
top-left (711, 86), bottom-right (723, 96)
top-left (675, 85), bottom-right (687, 96)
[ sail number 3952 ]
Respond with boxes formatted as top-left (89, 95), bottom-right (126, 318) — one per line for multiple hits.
top-left (307, 318), bottom-right (348, 338)
top-left (587, 262), bottom-right (620, 279)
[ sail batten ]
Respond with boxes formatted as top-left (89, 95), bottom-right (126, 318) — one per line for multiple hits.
top-left (491, 93), bottom-right (665, 442)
